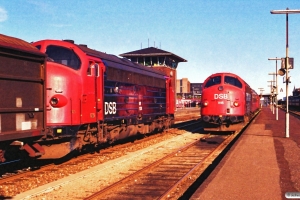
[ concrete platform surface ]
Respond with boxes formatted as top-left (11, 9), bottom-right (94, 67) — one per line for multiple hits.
top-left (191, 107), bottom-right (300, 200)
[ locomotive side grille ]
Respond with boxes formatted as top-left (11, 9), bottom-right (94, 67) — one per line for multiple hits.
top-left (106, 66), bottom-right (165, 88)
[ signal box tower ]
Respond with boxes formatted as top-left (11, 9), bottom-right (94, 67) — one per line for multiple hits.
top-left (120, 47), bottom-right (187, 108)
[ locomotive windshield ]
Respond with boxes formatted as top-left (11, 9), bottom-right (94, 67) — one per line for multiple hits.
top-left (224, 76), bottom-right (242, 88)
top-left (45, 45), bottom-right (81, 70)
top-left (204, 76), bottom-right (221, 88)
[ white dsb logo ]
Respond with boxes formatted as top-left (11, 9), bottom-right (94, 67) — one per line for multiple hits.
top-left (105, 102), bottom-right (116, 114)
top-left (214, 94), bottom-right (228, 99)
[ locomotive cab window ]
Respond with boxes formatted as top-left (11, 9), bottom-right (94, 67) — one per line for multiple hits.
top-left (204, 76), bottom-right (221, 88)
top-left (35, 45), bottom-right (41, 50)
top-left (46, 45), bottom-right (81, 70)
top-left (224, 76), bottom-right (242, 88)
top-left (87, 64), bottom-right (92, 75)
top-left (87, 62), bottom-right (99, 76)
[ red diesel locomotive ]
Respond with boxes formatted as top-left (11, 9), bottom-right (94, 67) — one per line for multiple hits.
top-left (30, 39), bottom-right (175, 159)
top-left (201, 72), bottom-right (259, 131)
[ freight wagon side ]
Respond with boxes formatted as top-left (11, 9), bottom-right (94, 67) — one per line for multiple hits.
top-left (0, 34), bottom-right (46, 162)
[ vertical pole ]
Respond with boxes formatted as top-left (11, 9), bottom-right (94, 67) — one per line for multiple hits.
top-left (271, 81), bottom-right (274, 113)
top-left (286, 10), bottom-right (289, 138)
top-left (276, 58), bottom-right (278, 120)
top-left (273, 76), bottom-right (275, 115)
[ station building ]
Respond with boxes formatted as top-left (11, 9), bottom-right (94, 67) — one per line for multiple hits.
top-left (175, 78), bottom-right (202, 108)
top-left (176, 78), bottom-right (202, 100)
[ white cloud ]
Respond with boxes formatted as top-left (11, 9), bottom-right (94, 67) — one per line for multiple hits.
top-left (0, 7), bottom-right (8, 22)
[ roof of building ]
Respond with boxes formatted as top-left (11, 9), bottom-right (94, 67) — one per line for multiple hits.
top-left (119, 47), bottom-right (187, 63)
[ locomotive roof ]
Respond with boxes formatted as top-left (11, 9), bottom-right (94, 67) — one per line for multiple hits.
top-left (77, 44), bottom-right (167, 77)
top-left (208, 72), bottom-right (245, 81)
top-left (119, 47), bottom-right (187, 63)
top-left (207, 72), bottom-right (252, 88)
top-left (0, 34), bottom-right (45, 56)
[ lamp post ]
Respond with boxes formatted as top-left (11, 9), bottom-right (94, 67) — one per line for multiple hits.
top-left (268, 72), bottom-right (277, 116)
top-left (270, 8), bottom-right (300, 138)
top-left (267, 81), bottom-right (274, 111)
top-left (268, 57), bottom-right (280, 120)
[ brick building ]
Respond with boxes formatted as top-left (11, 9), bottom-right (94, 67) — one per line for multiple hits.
top-left (176, 78), bottom-right (202, 99)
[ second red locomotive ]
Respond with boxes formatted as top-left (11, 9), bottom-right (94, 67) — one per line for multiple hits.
top-left (31, 39), bottom-right (175, 159)
top-left (201, 72), bottom-right (260, 131)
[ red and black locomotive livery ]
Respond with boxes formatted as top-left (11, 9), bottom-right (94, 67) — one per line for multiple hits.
top-left (31, 39), bottom-right (175, 159)
top-left (201, 72), bottom-right (259, 131)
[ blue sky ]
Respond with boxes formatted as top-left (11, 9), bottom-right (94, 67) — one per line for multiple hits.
top-left (1, 0), bottom-right (300, 99)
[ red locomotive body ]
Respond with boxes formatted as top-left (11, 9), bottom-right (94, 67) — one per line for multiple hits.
top-left (251, 89), bottom-right (260, 113)
top-left (201, 72), bottom-right (259, 131)
top-left (32, 39), bottom-right (175, 159)
top-left (0, 34), bottom-right (46, 162)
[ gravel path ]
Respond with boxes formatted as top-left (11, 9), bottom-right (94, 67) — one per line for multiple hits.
top-left (15, 131), bottom-right (204, 200)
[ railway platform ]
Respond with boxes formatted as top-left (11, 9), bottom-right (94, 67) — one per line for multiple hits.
top-left (191, 106), bottom-right (300, 200)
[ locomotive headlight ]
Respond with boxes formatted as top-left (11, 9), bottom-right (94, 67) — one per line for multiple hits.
top-left (203, 101), bottom-right (208, 107)
top-left (50, 94), bottom-right (68, 108)
top-left (233, 101), bottom-right (239, 107)
top-left (50, 97), bottom-right (58, 105)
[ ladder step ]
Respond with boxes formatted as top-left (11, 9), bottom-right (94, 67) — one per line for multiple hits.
top-left (23, 144), bottom-right (37, 157)
top-left (23, 143), bottom-right (45, 157)
top-left (32, 143), bottom-right (45, 155)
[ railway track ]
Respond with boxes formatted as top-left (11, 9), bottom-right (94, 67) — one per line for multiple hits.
top-left (278, 106), bottom-right (300, 118)
top-left (83, 112), bottom-right (258, 200)
top-left (84, 133), bottom-right (233, 200)
top-left (0, 119), bottom-right (200, 198)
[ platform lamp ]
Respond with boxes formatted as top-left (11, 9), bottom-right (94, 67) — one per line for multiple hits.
top-left (268, 57), bottom-right (280, 120)
top-left (270, 8), bottom-right (300, 138)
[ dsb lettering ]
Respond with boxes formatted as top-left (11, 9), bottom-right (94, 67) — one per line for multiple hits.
top-left (214, 94), bottom-right (228, 99)
top-left (105, 102), bottom-right (117, 115)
